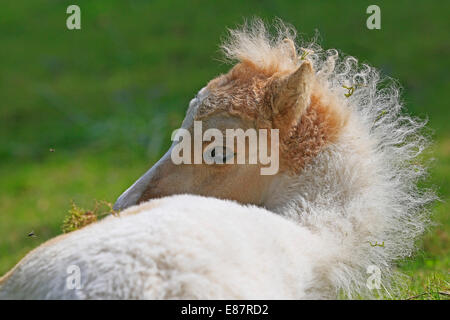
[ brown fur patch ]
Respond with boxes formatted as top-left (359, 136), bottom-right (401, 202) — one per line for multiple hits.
top-left (217, 23), bottom-right (349, 173)
top-left (205, 63), bottom-right (348, 174)
top-left (278, 90), bottom-right (349, 173)
top-left (198, 62), bottom-right (272, 122)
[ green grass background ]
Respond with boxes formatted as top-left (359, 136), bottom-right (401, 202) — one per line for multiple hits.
top-left (0, 0), bottom-right (448, 299)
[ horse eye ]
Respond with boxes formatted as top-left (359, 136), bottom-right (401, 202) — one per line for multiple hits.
top-left (204, 146), bottom-right (234, 164)
top-left (222, 147), bottom-right (228, 162)
top-left (222, 147), bottom-right (235, 162)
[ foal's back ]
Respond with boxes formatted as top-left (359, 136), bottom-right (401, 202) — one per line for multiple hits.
top-left (0, 195), bottom-right (329, 299)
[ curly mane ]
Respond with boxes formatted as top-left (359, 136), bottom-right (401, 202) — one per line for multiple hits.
top-left (221, 19), bottom-right (436, 297)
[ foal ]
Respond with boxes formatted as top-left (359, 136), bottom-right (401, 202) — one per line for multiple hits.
top-left (114, 20), bottom-right (434, 295)
top-left (0, 20), bottom-right (434, 299)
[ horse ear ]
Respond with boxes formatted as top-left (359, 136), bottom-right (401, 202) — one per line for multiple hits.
top-left (270, 61), bottom-right (314, 129)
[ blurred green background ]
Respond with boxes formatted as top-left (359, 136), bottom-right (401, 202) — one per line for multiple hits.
top-left (0, 0), bottom-right (448, 299)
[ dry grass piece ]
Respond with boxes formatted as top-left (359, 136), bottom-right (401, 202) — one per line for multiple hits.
top-left (62, 200), bottom-right (117, 233)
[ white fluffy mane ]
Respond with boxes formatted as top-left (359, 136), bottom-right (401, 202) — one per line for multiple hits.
top-left (222, 19), bottom-right (436, 297)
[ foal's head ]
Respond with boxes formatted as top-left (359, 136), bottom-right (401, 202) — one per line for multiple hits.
top-left (114, 28), bottom-right (346, 211)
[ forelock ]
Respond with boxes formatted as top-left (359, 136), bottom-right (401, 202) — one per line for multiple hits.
top-left (220, 18), bottom-right (301, 76)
